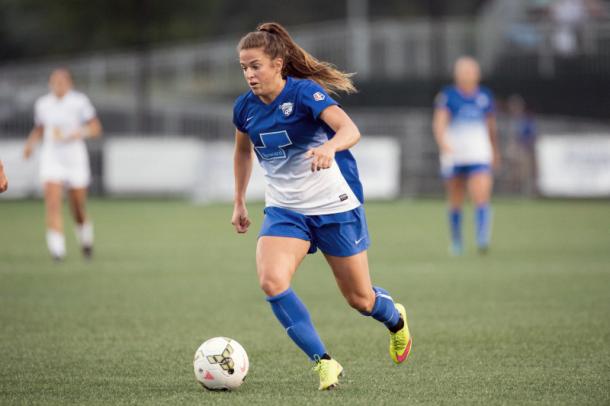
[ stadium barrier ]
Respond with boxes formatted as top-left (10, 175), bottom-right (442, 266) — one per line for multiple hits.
top-left (0, 136), bottom-right (401, 201)
top-left (537, 134), bottom-right (610, 197)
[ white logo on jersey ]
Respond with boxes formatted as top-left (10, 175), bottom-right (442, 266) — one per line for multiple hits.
top-left (246, 116), bottom-right (254, 121)
top-left (355, 236), bottom-right (366, 245)
top-left (476, 94), bottom-right (489, 108)
top-left (279, 102), bottom-right (294, 117)
top-left (313, 92), bottom-right (325, 101)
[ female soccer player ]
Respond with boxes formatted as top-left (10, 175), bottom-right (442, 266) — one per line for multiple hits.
top-left (231, 22), bottom-right (412, 390)
top-left (432, 56), bottom-right (500, 255)
top-left (23, 68), bottom-right (102, 261)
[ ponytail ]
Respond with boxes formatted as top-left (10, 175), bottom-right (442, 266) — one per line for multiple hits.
top-left (237, 22), bottom-right (356, 95)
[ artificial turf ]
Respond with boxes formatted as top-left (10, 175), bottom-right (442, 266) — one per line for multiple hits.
top-left (1, 199), bottom-right (608, 405)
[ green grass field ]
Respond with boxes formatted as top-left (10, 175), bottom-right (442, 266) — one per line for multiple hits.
top-left (1, 199), bottom-right (609, 405)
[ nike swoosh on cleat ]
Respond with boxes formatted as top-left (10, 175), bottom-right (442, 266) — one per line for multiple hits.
top-left (396, 338), bottom-right (412, 363)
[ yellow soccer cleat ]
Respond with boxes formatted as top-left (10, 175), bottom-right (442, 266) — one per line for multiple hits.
top-left (389, 303), bottom-right (412, 364)
top-left (312, 358), bottom-right (344, 390)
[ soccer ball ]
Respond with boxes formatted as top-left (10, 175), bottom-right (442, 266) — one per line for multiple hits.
top-left (193, 337), bottom-right (249, 391)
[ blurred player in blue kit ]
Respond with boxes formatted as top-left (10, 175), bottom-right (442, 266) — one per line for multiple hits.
top-left (231, 22), bottom-right (412, 390)
top-left (433, 57), bottom-right (500, 255)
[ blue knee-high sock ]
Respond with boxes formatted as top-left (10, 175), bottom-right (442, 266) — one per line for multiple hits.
top-left (449, 208), bottom-right (463, 248)
top-left (266, 288), bottom-right (327, 361)
top-left (361, 286), bottom-right (400, 329)
top-left (476, 204), bottom-right (492, 248)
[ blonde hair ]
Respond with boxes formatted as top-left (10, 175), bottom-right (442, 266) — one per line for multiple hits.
top-left (238, 22), bottom-right (356, 95)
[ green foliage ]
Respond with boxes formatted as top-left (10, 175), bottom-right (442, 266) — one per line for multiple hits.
top-left (0, 0), bottom-right (485, 61)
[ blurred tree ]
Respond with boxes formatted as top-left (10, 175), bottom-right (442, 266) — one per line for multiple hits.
top-left (0, 0), bottom-right (489, 62)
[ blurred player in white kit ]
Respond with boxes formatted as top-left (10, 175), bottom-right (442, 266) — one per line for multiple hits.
top-left (23, 68), bottom-right (102, 261)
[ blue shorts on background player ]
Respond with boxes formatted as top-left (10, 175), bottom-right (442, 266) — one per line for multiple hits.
top-left (231, 22), bottom-right (412, 390)
top-left (433, 56), bottom-right (500, 255)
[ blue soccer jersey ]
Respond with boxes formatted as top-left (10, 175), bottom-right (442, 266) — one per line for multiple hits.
top-left (233, 76), bottom-right (363, 215)
top-left (435, 85), bottom-right (495, 165)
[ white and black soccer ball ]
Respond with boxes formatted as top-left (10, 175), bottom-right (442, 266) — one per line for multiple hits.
top-left (193, 337), bottom-right (249, 391)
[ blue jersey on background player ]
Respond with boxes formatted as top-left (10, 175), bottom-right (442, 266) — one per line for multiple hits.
top-left (435, 84), bottom-right (495, 178)
top-left (433, 56), bottom-right (499, 255)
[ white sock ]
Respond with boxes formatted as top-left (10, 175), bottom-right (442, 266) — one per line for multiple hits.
top-left (46, 230), bottom-right (66, 258)
top-left (75, 221), bottom-right (94, 247)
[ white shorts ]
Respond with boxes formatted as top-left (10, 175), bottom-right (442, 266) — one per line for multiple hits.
top-left (40, 157), bottom-right (91, 189)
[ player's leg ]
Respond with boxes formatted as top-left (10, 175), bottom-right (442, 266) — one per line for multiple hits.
top-left (44, 182), bottom-right (66, 261)
top-left (68, 187), bottom-right (93, 258)
top-left (446, 175), bottom-right (467, 255)
top-left (468, 170), bottom-right (493, 253)
top-left (324, 251), bottom-right (412, 364)
top-left (258, 236), bottom-right (330, 361)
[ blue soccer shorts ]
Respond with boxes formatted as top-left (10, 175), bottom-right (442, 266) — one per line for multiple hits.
top-left (259, 205), bottom-right (370, 257)
top-left (442, 163), bottom-right (491, 179)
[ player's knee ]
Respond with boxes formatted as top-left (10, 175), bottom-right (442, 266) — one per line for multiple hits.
top-left (258, 271), bottom-right (288, 297)
top-left (346, 292), bottom-right (375, 313)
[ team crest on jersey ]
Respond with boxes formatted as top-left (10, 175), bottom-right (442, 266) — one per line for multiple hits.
top-left (279, 102), bottom-right (294, 117)
top-left (313, 92), bottom-right (325, 101)
top-left (476, 94), bottom-right (489, 108)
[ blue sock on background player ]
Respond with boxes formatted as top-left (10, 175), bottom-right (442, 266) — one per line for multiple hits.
top-left (267, 288), bottom-right (327, 360)
top-left (449, 208), bottom-right (463, 253)
top-left (361, 286), bottom-right (402, 332)
top-left (476, 204), bottom-right (491, 249)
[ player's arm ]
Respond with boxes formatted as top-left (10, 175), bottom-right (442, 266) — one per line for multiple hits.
top-left (486, 114), bottom-right (501, 170)
top-left (62, 117), bottom-right (103, 142)
top-left (432, 108), bottom-right (452, 155)
top-left (0, 160), bottom-right (7, 193)
top-left (82, 117), bottom-right (103, 139)
top-left (307, 105), bottom-right (361, 172)
top-left (232, 129), bottom-right (253, 234)
top-left (23, 126), bottom-right (43, 159)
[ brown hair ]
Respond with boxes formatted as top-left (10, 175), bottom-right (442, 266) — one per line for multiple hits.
top-left (237, 22), bottom-right (356, 95)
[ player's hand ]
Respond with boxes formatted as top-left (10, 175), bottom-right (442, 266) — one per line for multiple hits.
top-left (0, 164), bottom-right (7, 193)
top-left (231, 204), bottom-right (251, 234)
top-left (305, 143), bottom-right (335, 172)
top-left (440, 153), bottom-right (453, 175)
top-left (57, 128), bottom-right (84, 143)
top-left (52, 127), bottom-right (65, 141)
top-left (23, 144), bottom-right (34, 159)
top-left (440, 142), bottom-right (453, 155)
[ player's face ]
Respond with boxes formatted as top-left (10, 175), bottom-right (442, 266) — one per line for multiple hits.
top-left (239, 48), bottom-right (283, 98)
top-left (454, 58), bottom-right (480, 92)
top-left (49, 71), bottom-right (73, 98)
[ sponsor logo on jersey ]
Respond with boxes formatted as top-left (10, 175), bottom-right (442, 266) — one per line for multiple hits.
top-left (279, 102), bottom-right (294, 117)
top-left (339, 193), bottom-right (348, 201)
top-left (313, 92), bottom-right (325, 101)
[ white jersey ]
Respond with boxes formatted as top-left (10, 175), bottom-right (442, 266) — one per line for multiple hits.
top-left (34, 90), bottom-right (96, 187)
top-left (436, 85), bottom-right (495, 165)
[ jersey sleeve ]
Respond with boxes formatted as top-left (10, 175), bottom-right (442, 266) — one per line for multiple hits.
top-left (299, 81), bottom-right (338, 120)
top-left (232, 95), bottom-right (248, 133)
top-left (80, 95), bottom-right (96, 122)
top-left (434, 89), bottom-right (450, 110)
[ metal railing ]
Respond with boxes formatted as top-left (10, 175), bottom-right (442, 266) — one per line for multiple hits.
top-left (2, 17), bottom-right (609, 123)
